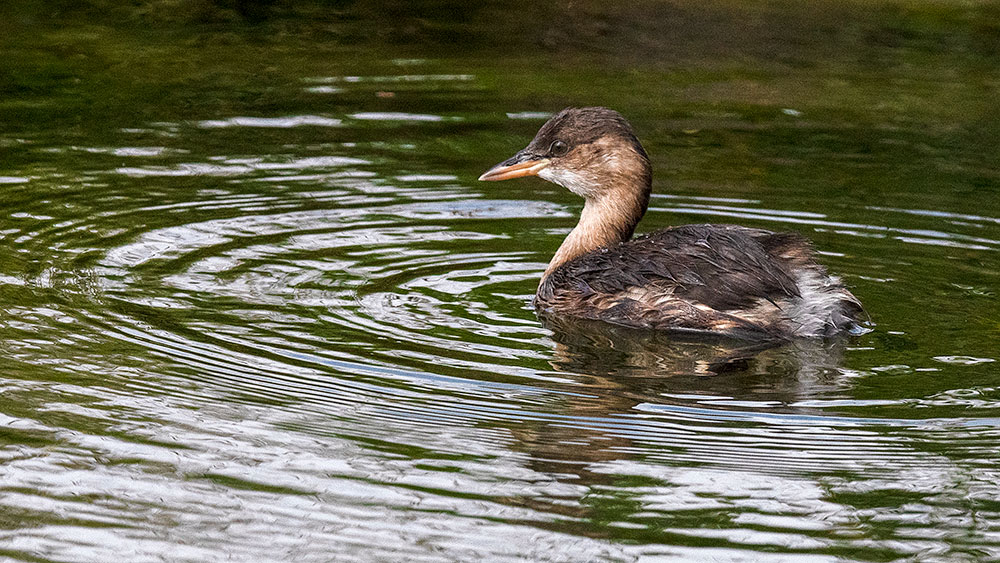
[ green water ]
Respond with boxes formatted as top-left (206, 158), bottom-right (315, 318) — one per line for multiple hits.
top-left (2, 1), bottom-right (1000, 561)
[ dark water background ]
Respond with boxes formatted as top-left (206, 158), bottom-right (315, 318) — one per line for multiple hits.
top-left (2, 1), bottom-right (999, 561)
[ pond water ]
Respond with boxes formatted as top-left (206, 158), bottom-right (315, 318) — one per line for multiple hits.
top-left (2, 2), bottom-right (1000, 561)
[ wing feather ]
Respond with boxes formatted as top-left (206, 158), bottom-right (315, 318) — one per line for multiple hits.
top-left (536, 224), bottom-right (813, 337)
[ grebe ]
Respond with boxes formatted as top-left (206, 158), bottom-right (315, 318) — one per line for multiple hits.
top-left (479, 107), bottom-right (868, 340)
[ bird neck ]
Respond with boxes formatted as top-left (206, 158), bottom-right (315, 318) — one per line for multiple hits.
top-left (542, 181), bottom-right (650, 280)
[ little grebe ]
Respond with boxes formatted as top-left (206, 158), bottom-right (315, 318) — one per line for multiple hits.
top-left (480, 107), bottom-right (868, 340)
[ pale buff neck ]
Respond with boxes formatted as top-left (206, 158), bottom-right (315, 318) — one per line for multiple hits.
top-left (542, 187), bottom-right (648, 279)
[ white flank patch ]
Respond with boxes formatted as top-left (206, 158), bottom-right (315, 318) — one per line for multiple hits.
top-left (787, 270), bottom-right (851, 337)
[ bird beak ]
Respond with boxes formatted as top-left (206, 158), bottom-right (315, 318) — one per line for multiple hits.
top-left (478, 150), bottom-right (550, 181)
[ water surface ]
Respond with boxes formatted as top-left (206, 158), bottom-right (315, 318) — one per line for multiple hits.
top-left (2, 2), bottom-right (1000, 561)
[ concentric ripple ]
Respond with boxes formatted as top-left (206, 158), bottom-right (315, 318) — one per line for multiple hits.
top-left (3, 96), bottom-right (1000, 562)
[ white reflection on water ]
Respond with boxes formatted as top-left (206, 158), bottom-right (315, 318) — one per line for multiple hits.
top-left (506, 111), bottom-right (552, 120)
top-left (198, 115), bottom-right (343, 128)
top-left (349, 112), bottom-right (455, 122)
top-left (303, 86), bottom-right (345, 94)
top-left (116, 156), bottom-right (369, 177)
top-left (303, 74), bottom-right (475, 83)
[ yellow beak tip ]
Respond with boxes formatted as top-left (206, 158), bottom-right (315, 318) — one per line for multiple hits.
top-left (477, 158), bottom-right (550, 182)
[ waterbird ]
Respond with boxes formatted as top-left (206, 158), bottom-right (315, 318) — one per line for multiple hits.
top-left (479, 107), bottom-right (868, 340)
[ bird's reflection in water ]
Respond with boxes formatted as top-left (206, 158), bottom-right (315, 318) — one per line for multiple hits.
top-left (541, 313), bottom-right (854, 401)
top-left (501, 315), bottom-right (859, 520)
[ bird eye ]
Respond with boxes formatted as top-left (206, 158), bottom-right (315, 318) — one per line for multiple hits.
top-left (549, 140), bottom-right (568, 156)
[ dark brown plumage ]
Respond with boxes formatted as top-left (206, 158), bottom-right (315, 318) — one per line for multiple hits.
top-left (480, 107), bottom-right (868, 340)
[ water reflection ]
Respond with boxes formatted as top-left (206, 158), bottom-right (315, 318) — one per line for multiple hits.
top-left (3, 7), bottom-right (1000, 557)
top-left (527, 318), bottom-right (886, 474)
top-left (545, 315), bottom-right (825, 377)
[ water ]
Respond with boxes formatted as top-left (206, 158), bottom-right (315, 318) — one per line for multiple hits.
top-left (2, 2), bottom-right (1000, 561)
